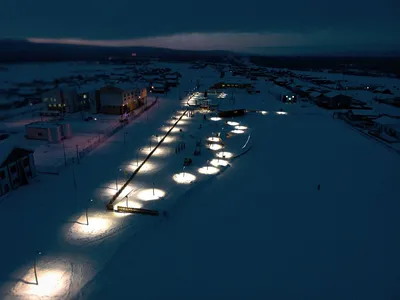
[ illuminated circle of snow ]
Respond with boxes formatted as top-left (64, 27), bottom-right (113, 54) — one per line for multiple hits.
top-left (210, 158), bottom-right (229, 167)
top-left (227, 121), bottom-right (240, 126)
top-left (137, 188), bottom-right (166, 201)
top-left (198, 166), bottom-right (219, 175)
top-left (173, 172), bottom-right (196, 184)
top-left (209, 143), bottom-right (223, 151)
top-left (162, 126), bottom-right (182, 133)
top-left (129, 161), bottom-right (156, 173)
top-left (140, 146), bottom-right (169, 157)
top-left (210, 117), bottom-right (221, 121)
top-left (12, 267), bottom-right (72, 298)
top-left (231, 129), bottom-right (245, 134)
top-left (261, 111), bottom-right (268, 115)
top-left (276, 111), bottom-right (288, 115)
top-left (207, 137), bottom-right (221, 142)
top-left (68, 215), bottom-right (113, 242)
top-left (216, 151), bottom-right (233, 159)
top-left (235, 125), bottom-right (248, 130)
top-left (161, 135), bottom-right (177, 144)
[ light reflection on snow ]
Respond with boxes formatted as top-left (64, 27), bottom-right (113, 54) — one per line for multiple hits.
top-left (210, 158), bottom-right (229, 167)
top-left (137, 188), bottom-right (165, 201)
top-left (231, 129), bottom-right (245, 134)
top-left (210, 117), bottom-right (221, 121)
top-left (12, 267), bottom-right (71, 298)
top-left (227, 121), bottom-right (240, 126)
top-left (208, 143), bottom-right (223, 151)
top-left (173, 173), bottom-right (196, 184)
top-left (276, 111), bottom-right (288, 115)
top-left (216, 151), bottom-right (234, 159)
top-left (68, 214), bottom-right (114, 243)
top-left (198, 166), bottom-right (219, 175)
top-left (140, 146), bottom-right (170, 157)
top-left (207, 137), bottom-right (221, 142)
top-left (235, 125), bottom-right (248, 130)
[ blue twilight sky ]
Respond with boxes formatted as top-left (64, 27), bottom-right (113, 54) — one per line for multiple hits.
top-left (0, 0), bottom-right (399, 53)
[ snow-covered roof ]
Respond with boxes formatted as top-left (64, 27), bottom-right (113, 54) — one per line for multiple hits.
top-left (351, 110), bottom-right (376, 116)
top-left (374, 116), bottom-right (400, 126)
top-left (0, 140), bottom-right (14, 167)
top-left (26, 121), bottom-right (59, 129)
top-left (324, 91), bottom-right (348, 98)
top-left (308, 91), bottom-right (323, 98)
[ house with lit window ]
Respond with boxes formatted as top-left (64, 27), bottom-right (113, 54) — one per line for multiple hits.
top-left (0, 142), bottom-right (37, 196)
top-left (41, 87), bottom-right (80, 113)
top-left (98, 84), bottom-right (144, 115)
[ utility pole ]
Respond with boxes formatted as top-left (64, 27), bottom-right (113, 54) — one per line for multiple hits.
top-left (85, 199), bottom-right (93, 225)
top-left (33, 251), bottom-right (42, 285)
top-left (62, 140), bottom-right (67, 166)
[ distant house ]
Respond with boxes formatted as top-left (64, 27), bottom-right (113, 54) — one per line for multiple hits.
top-left (76, 84), bottom-right (104, 114)
top-left (151, 83), bottom-right (167, 94)
top-left (25, 122), bottom-right (72, 143)
top-left (373, 87), bottom-right (392, 94)
top-left (164, 74), bottom-right (179, 87)
top-left (316, 91), bottom-right (352, 109)
top-left (98, 84), bottom-right (139, 115)
top-left (374, 116), bottom-right (400, 138)
top-left (0, 144), bottom-right (37, 196)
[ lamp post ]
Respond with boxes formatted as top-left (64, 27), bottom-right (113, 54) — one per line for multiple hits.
top-left (85, 199), bottom-right (93, 225)
top-left (182, 166), bottom-right (186, 178)
top-left (62, 139), bottom-right (67, 166)
top-left (116, 168), bottom-right (121, 190)
top-left (149, 138), bottom-right (152, 152)
top-left (124, 132), bottom-right (128, 146)
top-left (33, 251), bottom-right (42, 285)
top-left (152, 181), bottom-right (155, 196)
top-left (136, 148), bottom-right (141, 166)
top-left (207, 160), bottom-right (209, 171)
top-left (125, 195), bottom-right (129, 208)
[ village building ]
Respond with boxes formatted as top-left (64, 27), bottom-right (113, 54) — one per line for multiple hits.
top-left (41, 87), bottom-right (80, 113)
top-left (98, 84), bottom-right (146, 115)
top-left (210, 81), bottom-right (252, 89)
top-left (25, 121), bottom-right (72, 143)
top-left (0, 143), bottom-right (37, 196)
top-left (151, 82), bottom-right (167, 94)
top-left (316, 91), bottom-right (352, 109)
top-left (374, 116), bottom-right (400, 138)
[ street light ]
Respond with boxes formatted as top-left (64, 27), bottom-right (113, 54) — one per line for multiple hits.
top-left (182, 166), bottom-right (186, 177)
top-left (33, 251), bottom-right (42, 285)
top-left (136, 148), bottom-right (141, 166)
top-left (124, 132), bottom-right (128, 146)
top-left (125, 195), bottom-right (129, 207)
top-left (116, 168), bottom-right (122, 190)
top-left (85, 199), bottom-right (93, 225)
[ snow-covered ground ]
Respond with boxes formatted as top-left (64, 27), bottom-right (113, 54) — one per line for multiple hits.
top-left (0, 63), bottom-right (400, 300)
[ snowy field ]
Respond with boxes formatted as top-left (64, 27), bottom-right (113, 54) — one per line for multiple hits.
top-left (0, 64), bottom-right (399, 300)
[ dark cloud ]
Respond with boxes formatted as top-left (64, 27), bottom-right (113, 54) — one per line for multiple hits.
top-left (1, 0), bottom-right (399, 50)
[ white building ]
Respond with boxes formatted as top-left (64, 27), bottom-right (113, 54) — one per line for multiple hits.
top-left (98, 84), bottom-right (138, 115)
top-left (25, 121), bottom-right (72, 143)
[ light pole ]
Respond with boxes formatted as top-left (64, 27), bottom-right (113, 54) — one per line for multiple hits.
top-left (152, 181), bottom-right (155, 196)
top-left (125, 195), bottom-right (129, 207)
top-left (136, 148), bottom-right (141, 166)
top-left (182, 166), bottom-right (186, 178)
top-left (149, 138), bottom-right (152, 151)
top-left (33, 251), bottom-right (42, 285)
top-left (207, 160), bottom-right (209, 171)
top-left (116, 168), bottom-right (121, 190)
top-left (62, 139), bottom-right (67, 166)
top-left (85, 199), bottom-right (93, 225)
top-left (124, 132), bottom-right (128, 146)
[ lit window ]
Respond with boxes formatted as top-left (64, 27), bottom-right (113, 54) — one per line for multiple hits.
top-left (43, 98), bottom-right (48, 102)
top-left (83, 94), bottom-right (87, 99)
top-left (58, 104), bottom-right (61, 107)
top-left (49, 104), bottom-right (52, 107)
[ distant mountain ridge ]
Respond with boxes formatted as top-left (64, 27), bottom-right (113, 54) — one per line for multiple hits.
top-left (0, 39), bottom-right (233, 63)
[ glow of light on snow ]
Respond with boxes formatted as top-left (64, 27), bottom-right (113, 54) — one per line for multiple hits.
top-left (276, 111), bottom-right (288, 115)
top-left (162, 126), bottom-right (182, 133)
top-left (261, 111), bottom-right (268, 115)
top-left (207, 137), bottom-right (221, 142)
top-left (216, 151), bottom-right (233, 159)
top-left (235, 125), bottom-right (248, 130)
top-left (173, 172), bottom-right (196, 184)
top-left (128, 161), bottom-right (156, 173)
top-left (210, 158), bottom-right (229, 167)
top-left (231, 129), bottom-right (245, 134)
top-left (181, 114), bottom-right (190, 120)
top-left (210, 117), bottom-right (221, 121)
top-left (168, 119), bottom-right (188, 125)
top-left (198, 166), bottom-right (219, 175)
top-left (227, 121), bottom-right (240, 126)
top-left (209, 143), bottom-right (223, 151)
top-left (137, 188), bottom-right (166, 201)
top-left (12, 268), bottom-right (71, 298)
top-left (160, 135), bottom-right (177, 144)
top-left (140, 146), bottom-right (170, 157)
top-left (68, 215), bottom-right (113, 240)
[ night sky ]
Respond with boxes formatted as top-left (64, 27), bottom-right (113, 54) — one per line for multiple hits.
top-left (1, 0), bottom-right (399, 53)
